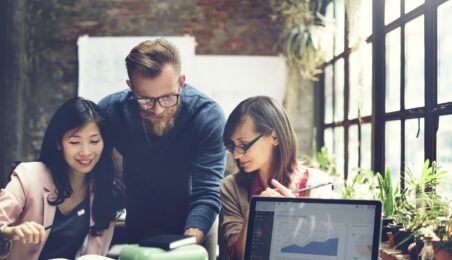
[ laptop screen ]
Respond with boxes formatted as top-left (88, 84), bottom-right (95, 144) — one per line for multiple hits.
top-left (244, 197), bottom-right (382, 260)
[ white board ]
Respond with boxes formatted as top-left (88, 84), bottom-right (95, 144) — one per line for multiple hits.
top-left (77, 36), bottom-right (196, 103)
top-left (77, 36), bottom-right (287, 116)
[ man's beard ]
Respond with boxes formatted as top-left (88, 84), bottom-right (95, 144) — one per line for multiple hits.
top-left (141, 105), bottom-right (179, 136)
top-left (150, 115), bottom-right (175, 136)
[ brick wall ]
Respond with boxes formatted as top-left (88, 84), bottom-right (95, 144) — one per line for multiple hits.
top-left (1, 0), bottom-right (282, 184)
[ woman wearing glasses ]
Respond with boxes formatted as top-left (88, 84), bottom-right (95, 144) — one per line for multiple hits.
top-left (220, 96), bottom-right (332, 260)
top-left (0, 97), bottom-right (124, 260)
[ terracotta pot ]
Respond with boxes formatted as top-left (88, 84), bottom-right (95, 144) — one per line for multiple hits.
top-left (387, 232), bottom-right (395, 248)
top-left (434, 249), bottom-right (452, 260)
top-left (381, 219), bottom-right (395, 242)
top-left (432, 241), bottom-right (452, 260)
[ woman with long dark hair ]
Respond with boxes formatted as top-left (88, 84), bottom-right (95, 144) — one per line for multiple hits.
top-left (220, 96), bottom-right (333, 260)
top-left (0, 97), bottom-right (123, 260)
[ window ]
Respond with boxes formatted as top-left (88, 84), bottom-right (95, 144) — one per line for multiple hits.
top-left (319, 0), bottom-right (372, 179)
top-left (318, 0), bottom-right (452, 197)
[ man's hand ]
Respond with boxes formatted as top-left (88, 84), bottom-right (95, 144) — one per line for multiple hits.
top-left (184, 227), bottom-right (205, 244)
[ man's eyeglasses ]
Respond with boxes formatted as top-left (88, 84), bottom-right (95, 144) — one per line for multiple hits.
top-left (225, 134), bottom-right (263, 154)
top-left (134, 93), bottom-right (180, 110)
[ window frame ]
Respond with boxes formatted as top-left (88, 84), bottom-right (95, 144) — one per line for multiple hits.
top-left (317, 0), bottom-right (452, 188)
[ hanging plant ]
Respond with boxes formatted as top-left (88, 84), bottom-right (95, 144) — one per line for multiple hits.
top-left (271, 0), bottom-right (333, 80)
top-left (283, 25), bottom-right (324, 79)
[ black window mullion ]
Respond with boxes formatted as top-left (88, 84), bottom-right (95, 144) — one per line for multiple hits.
top-left (316, 73), bottom-right (325, 150)
top-left (358, 119), bottom-right (362, 168)
top-left (372, 0), bottom-right (386, 175)
top-left (433, 102), bottom-right (452, 116)
top-left (400, 0), bottom-right (406, 188)
top-left (424, 0), bottom-right (438, 162)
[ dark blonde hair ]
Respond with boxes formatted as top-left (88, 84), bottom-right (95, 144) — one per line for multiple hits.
top-left (125, 38), bottom-right (181, 79)
top-left (223, 96), bottom-right (298, 187)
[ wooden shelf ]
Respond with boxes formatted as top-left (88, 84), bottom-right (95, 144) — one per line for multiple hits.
top-left (380, 243), bottom-right (410, 260)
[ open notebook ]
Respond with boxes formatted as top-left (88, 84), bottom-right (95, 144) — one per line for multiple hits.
top-left (244, 197), bottom-right (382, 260)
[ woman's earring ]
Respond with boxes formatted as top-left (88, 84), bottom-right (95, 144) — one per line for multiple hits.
top-left (272, 137), bottom-right (279, 146)
top-left (271, 133), bottom-right (279, 146)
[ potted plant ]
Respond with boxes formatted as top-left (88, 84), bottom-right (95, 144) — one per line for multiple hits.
top-left (376, 168), bottom-right (399, 242)
top-left (377, 168), bottom-right (396, 219)
top-left (433, 215), bottom-right (452, 260)
top-left (397, 192), bottom-right (449, 255)
top-left (396, 160), bottom-right (450, 256)
top-left (341, 168), bottom-right (379, 200)
top-left (311, 146), bottom-right (336, 176)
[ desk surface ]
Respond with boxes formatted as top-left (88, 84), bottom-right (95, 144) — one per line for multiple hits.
top-left (118, 244), bottom-right (207, 260)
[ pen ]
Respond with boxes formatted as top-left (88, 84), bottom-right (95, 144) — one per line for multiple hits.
top-left (45, 208), bottom-right (86, 230)
top-left (292, 182), bottom-right (332, 193)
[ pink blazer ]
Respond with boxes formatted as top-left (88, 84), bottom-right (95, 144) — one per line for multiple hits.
top-left (0, 162), bottom-right (115, 260)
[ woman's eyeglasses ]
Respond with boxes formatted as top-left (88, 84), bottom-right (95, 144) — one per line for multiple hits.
top-left (225, 134), bottom-right (263, 154)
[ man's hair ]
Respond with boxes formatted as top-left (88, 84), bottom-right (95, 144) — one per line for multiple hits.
top-left (125, 38), bottom-right (181, 79)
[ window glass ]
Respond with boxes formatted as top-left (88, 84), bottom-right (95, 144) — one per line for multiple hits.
top-left (405, 0), bottom-right (424, 14)
top-left (386, 28), bottom-right (401, 112)
top-left (348, 0), bottom-right (372, 48)
top-left (324, 65), bottom-right (334, 124)
top-left (334, 59), bottom-right (344, 121)
top-left (385, 120), bottom-right (401, 185)
top-left (385, 0), bottom-right (401, 25)
top-left (335, 0), bottom-right (345, 56)
top-left (437, 115), bottom-right (452, 199)
top-left (361, 123), bottom-right (372, 171)
top-left (349, 51), bottom-right (359, 120)
top-left (349, 43), bottom-right (372, 119)
top-left (405, 16), bottom-right (424, 109)
top-left (348, 125), bottom-right (359, 179)
top-left (324, 2), bottom-right (335, 62)
top-left (437, 1), bottom-right (452, 104)
top-left (334, 126), bottom-right (345, 178)
top-left (362, 43), bottom-right (372, 117)
top-left (404, 118), bottom-right (425, 180)
top-left (361, 0), bottom-right (373, 38)
top-left (324, 128), bottom-right (334, 154)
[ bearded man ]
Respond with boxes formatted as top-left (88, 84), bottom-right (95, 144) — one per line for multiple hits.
top-left (98, 38), bottom-right (226, 260)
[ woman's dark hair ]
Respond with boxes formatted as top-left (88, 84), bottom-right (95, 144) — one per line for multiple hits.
top-left (223, 96), bottom-right (298, 188)
top-left (39, 97), bottom-right (124, 236)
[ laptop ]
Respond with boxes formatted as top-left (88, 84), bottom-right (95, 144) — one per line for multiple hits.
top-left (244, 197), bottom-right (382, 260)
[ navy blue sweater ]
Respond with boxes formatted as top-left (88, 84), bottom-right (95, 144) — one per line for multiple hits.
top-left (98, 84), bottom-right (226, 242)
